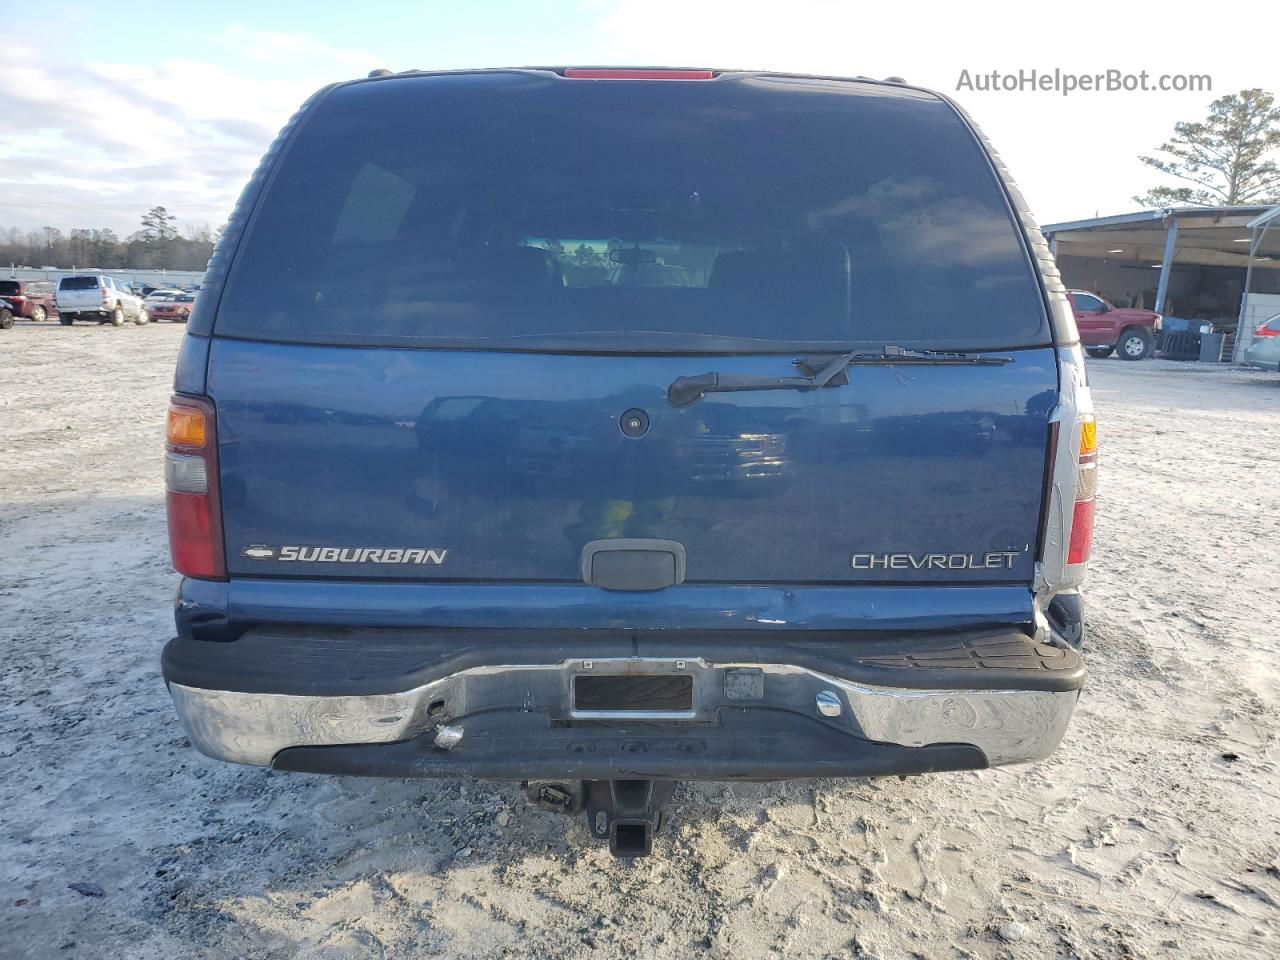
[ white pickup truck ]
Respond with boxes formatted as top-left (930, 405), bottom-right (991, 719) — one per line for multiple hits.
top-left (56, 275), bottom-right (149, 326)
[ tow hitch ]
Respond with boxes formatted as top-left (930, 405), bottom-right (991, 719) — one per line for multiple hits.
top-left (525, 779), bottom-right (676, 857)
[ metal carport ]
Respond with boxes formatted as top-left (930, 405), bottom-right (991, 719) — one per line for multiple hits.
top-left (1042, 204), bottom-right (1280, 362)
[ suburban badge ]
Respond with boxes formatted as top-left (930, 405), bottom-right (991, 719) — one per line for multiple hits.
top-left (241, 545), bottom-right (448, 564)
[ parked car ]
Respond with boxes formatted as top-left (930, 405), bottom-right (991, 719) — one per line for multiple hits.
top-left (161, 67), bottom-right (1095, 858)
top-left (55, 275), bottom-right (149, 326)
top-left (149, 292), bottom-right (196, 323)
top-left (1068, 290), bottom-right (1160, 360)
top-left (0, 279), bottom-right (59, 322)
top-left (0, 298), bottom-right (13, 329)
top-left (1243, 314), bottom-right (1280, 372)
top-left (145, 288), bottom-right (185, 306)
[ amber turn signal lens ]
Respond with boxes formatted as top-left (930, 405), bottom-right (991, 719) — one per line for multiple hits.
top-left (1078, 415), bottom-right (1097, 457)
top-left (167, 404), bottom-right (207, 448)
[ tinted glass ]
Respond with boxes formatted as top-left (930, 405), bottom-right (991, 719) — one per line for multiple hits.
top-left (59, 276), bottom-right (99, 290)
top-left (1071, 294), bottom-right (1104, 313)
top-left (0, 281), bottom-right (19, 295)
top-left (218, 74), bottom-right (1047, 351)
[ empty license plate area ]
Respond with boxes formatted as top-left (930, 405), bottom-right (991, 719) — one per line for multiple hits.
top-left (574, 674), bottom-right (694, 714)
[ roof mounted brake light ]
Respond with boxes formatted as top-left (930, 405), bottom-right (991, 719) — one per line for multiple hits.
top-left (563, 69), bottom-right (714, 80)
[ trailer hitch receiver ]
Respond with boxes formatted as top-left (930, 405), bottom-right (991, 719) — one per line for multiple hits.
top-left (584, 779), bottom-right (675, 857)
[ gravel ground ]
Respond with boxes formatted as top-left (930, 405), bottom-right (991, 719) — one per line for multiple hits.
top-left (2, 321), bottom-right (1279, 959)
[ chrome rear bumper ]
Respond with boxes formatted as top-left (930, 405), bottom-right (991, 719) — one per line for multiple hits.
top-left (168, 655), bottom-right (1078, 770)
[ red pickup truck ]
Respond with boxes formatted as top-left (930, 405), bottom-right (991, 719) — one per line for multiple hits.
top-left (0, 279), bottom-right (58, 322)
top-left (1067, 290), bottom-right (1161, 360)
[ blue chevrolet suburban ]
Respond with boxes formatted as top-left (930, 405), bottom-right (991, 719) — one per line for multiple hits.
top-left (162, 67), bottom-right (1096, 856)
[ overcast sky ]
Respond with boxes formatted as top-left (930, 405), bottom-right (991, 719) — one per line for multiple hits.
top-left (1, 0), bottom-right (1275, 239)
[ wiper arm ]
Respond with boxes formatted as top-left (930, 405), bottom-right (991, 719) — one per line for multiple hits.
top-left (667, 350), bottom-right (856, 407)
top-left (666, 346), bottom-right (1013, 407)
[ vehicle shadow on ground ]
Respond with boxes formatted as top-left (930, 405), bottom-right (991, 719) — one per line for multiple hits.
top-left (153, 761), bottom-right (888, 955)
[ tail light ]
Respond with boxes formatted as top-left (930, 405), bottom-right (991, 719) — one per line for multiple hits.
top-left (1254, 322), bottom-right (1279, 338)
top-left (1067, 415), bottom-right (1097, 565)
top-left (165, 395), bottom-right (225, 579)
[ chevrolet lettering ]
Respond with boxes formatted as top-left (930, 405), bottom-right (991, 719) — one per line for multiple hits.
top-left (851, 551), bottom-right (1021, 570)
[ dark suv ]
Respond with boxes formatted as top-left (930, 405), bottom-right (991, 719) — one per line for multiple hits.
top-left (0, 279), bottom-right (58, 322)
top-left (161, 68), bottom-right (1096, 856)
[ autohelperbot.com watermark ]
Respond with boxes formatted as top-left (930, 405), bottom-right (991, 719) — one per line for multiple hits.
top-left (956, 68), bottom-right (1212, 96)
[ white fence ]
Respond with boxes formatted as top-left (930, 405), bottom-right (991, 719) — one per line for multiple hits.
top-left (4, 266), bottom-right (205, 289)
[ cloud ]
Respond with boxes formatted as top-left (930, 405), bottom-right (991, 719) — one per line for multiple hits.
top-left (586, 0), bottom-right (1269, 224)
top-left (0, 28), bottom-right (377, 235)
top-left (217, 24), bottom-right (379, 75)
top-left (0, 5), bottom-right (1270, 235)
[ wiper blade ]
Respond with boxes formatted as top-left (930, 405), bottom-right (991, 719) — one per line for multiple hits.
top-left (666, 346), bottom-right (1013, 406)
top-left (867, 345), bottom-right (1015, 364)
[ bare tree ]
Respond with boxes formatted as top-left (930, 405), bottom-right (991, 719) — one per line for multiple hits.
top-left (41, 226), bottom-right (65, 264)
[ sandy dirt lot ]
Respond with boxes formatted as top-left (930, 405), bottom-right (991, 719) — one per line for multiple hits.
top-left (2, 321), bottom-right (1279, 959)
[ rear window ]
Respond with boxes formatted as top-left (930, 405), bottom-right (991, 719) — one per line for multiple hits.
top-left (217, 74), bottom-right (1047, 351)
top-left (59, 276), bottom-right (100, 291)
top-left (0, 281), bottom-right (19, 295)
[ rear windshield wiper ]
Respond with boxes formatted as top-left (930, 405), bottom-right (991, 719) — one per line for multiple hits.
top-left (666, 345), bottom-right (1014, 406)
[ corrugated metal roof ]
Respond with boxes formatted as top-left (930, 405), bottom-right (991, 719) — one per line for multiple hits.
top-left (1043, 204), bottom-right (1278, 234)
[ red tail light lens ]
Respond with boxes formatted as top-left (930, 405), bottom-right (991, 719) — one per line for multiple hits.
top-left (1067, 497), bottom-right (1095, 565)
top-left (1255, 323), bottom-right (1279, 338)
top-left (165, 395), bottom-right (225, 579)
top-left (1067, 415), bottom-right (1097, 565)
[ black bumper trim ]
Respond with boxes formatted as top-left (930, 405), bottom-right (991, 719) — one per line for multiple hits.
top-left (272, 708), bottom-right (989, 781)
top-left (162, 627), bottom-right (1084, 697)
